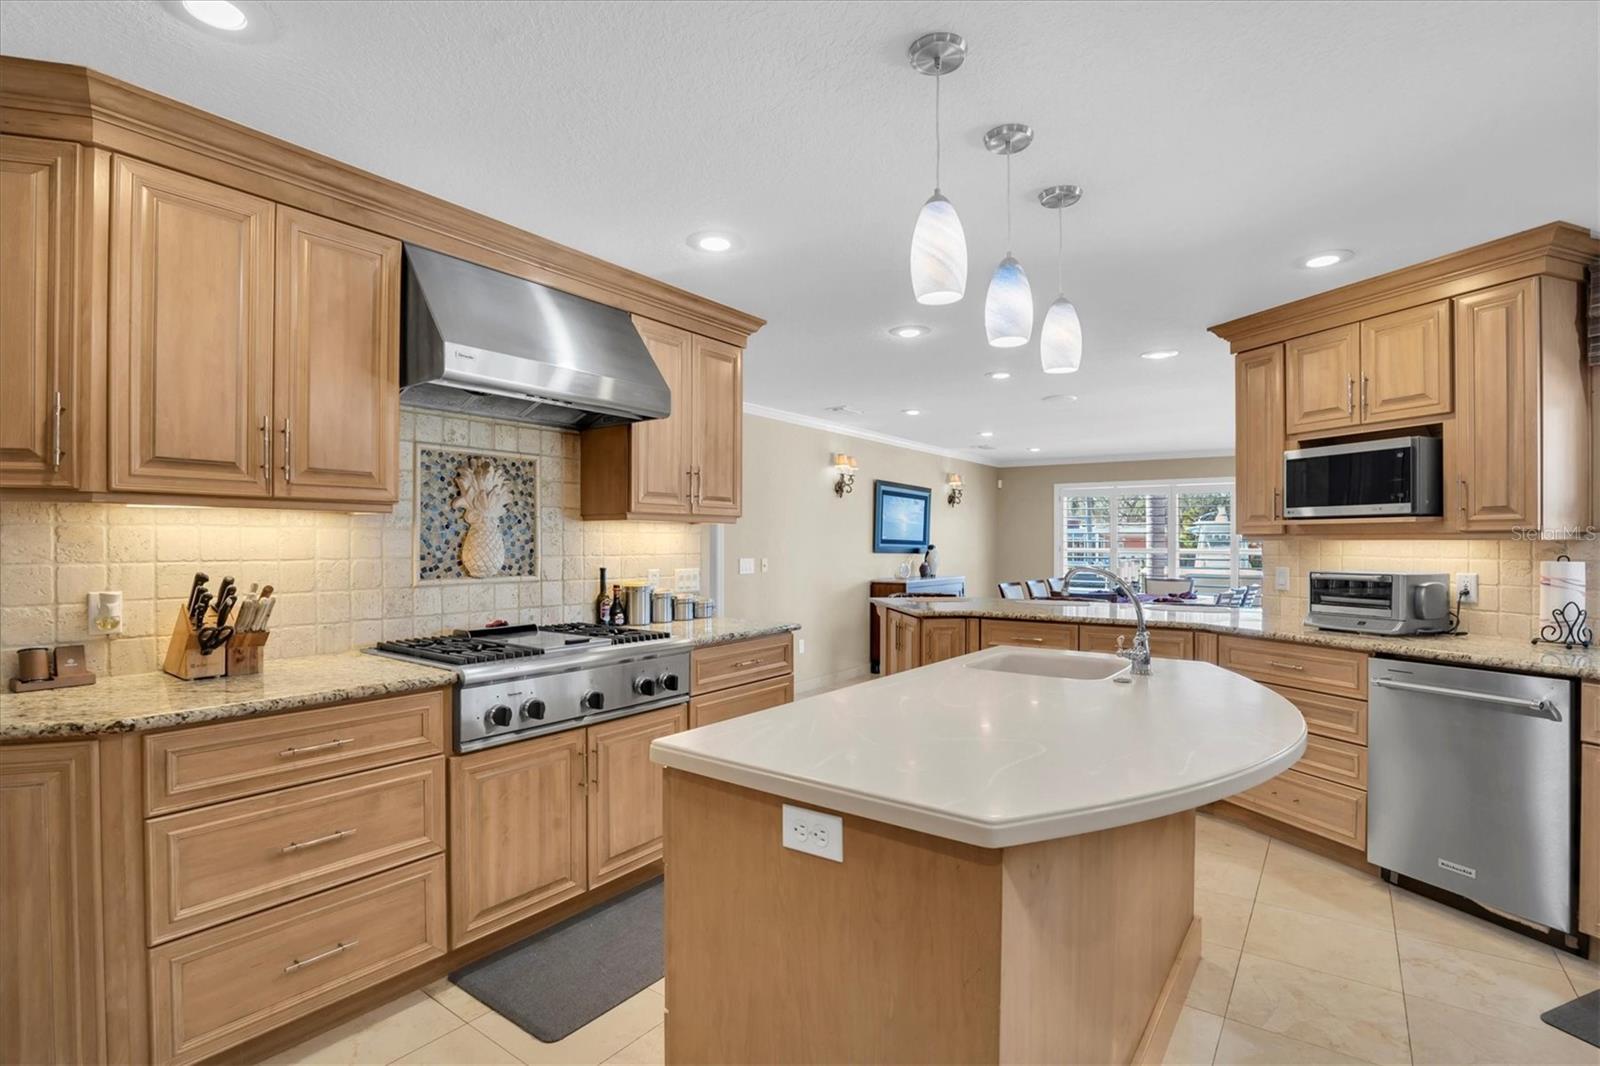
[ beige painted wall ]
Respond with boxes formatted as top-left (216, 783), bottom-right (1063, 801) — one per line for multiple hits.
top-left (720, 416), bottom-right (999, 692)
top-left (992, 456), bottom-right (1236, 580)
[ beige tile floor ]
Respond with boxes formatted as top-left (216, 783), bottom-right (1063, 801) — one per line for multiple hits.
top-left (265, 814), bottom-right (1598, 1066)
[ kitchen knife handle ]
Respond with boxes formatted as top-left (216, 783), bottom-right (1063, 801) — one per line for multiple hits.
top-left (51, 390), bottom-right (63, 469)
top-left (260, 416), bottom-right (271, 484)
top-left (281, 418), bottom-right (293, 484)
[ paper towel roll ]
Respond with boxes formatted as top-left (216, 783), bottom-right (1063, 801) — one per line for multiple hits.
top-left (1538, 557), bottom-right (1586, 626)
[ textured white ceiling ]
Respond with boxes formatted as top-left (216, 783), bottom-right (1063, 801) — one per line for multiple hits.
top-left (3, 1), bottom-right (1595, 463)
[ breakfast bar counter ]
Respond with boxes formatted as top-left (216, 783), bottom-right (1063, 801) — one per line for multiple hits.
top-left (650, 647), bottom-right (1306, 1064)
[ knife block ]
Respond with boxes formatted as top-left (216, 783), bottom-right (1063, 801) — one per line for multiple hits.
top-left (161, 608), bottom-right (228, 681)
top-left (227, 630), bottom-right (270, 676)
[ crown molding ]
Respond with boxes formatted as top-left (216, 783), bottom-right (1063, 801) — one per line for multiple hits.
top-left (742, 404), bottom-right (996, 464)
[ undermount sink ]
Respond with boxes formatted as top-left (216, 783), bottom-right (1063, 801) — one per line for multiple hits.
top-left (966, 649), bottom-right (1131, 681)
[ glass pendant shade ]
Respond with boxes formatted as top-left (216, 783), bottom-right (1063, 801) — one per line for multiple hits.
top-left (1040, 296), bottom-right (1083, 373)
top-left (984, 255), bottom-right (1033, 347)
top-left (910, 192), bottom-right (967, 305)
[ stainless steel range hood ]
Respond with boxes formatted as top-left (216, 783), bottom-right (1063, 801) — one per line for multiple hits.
top-left (401, 244), bottom-right (669, 429)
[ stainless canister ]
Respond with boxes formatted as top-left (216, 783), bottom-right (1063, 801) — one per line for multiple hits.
top-left (698, 597), bottom-right (716, 618)
top-left (652, 590), bottom-right (673, 621)
top-left (673, 594), bottom-right (697, 621)
top-left (624, 583), bottom-right (654, 626)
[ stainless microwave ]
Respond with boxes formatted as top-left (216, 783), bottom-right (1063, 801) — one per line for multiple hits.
top-left (1283, 435), bottom-right (1442, 519)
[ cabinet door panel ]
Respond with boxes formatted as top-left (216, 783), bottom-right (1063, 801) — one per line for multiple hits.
top-left (689, 334), bottom-right (742, 517)
top-left (1360, 300), bottom-right (1450, 423)
top-left (690, 675), bottom-right (794, 728)
top-left (1451, 279), bottom-right (1537, 531)
top-left (273, 207), bottom-right (399, 503)
top-left (588, 705), bottom-right (686, 888)
top-left (448, 731), bottom-right (587, 947)
top-left (1284, 325), bottom-right (1359, 435)
top-left (0, 136), bottom-right (78, 487)
top-left (110, 156), bottom-right (273, 496)
top-left (1235, 345), bottom-right (1285, 534)
top-left (630, 317), bottom-right (693, 514)
top-left (0, 742), bottom-right (103, 1066)
top-left (919, 618), bottom-right (967, 665)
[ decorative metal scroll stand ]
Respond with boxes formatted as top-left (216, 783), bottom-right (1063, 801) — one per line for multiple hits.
top-left (1532, 602), bottom-right (1592, 650)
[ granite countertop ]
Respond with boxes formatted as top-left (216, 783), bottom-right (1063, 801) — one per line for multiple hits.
top-left (0, 652), bottom-right (455, 741)
top-left (871, 597), bottom-right (1597, 680)
top-left (652, 648), bottom-right (1306, 848)
top-left (648, 617), bottom-right (801, 647)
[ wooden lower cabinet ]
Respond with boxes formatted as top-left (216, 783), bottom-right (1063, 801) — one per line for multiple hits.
top-left (1078, 624), bottom-right (1194, 660)
top-left (690, 632), bottom-right (793, 693)
top-left (1231, 768), bottom-right (1367, 850)
top-left (148, 856), bottom-right (446, 1066)
top-left (880, 609), bottom-right (921, 675)
top-left (1581, 743), bottom-right (1599, 938)
top-left (1217, 636), bottom-right (1367, 698)
top-left (978, 619), bottom-right (1078, 650)
top-left (0, 742), bottom-right (104, 1066)
top-left (588, 706), bottom-right (686, 889)
top-left (919, 617), bottom-right (967, 665)
top-left (690, 674), bottom-right (794, 728)
top-left (448, 730), bottom-right (589, 948)
top-left (1264, 683), bottom-right (1368, 745)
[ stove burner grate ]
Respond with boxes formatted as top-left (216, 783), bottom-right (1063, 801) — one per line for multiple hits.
top-left (375, 636), bottom-right (543, 666)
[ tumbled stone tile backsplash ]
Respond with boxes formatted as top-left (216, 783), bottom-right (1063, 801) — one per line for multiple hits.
top-left (0, 410), bottom-right (708, 682)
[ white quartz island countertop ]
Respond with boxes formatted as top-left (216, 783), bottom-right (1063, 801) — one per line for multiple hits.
top-left (650, 646), bottom-right (1307, 848)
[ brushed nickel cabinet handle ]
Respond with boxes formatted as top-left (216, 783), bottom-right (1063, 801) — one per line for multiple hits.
top-left (282, 417), bottom-right (293, 483)
top-left (284, 939), bottom-right (358, 973)
top-left (575, 749), bottom-right (586, 792)
top-left (1458, 478), bottom-right (1468, 516)
top-left (1361, 374), bottom-right (1369, 418)
top-left (1267, 660), bottom-right (1305, 671)
top-left (260, 416), bottom-right (271, 483)
top-left (730, 657), bottom-right (763, 669)
top-left (590, 746), bottom-right (599, 786)
top-left (51, 390), bottom-right (63, 469)
top-left (280, 828), bottom-right (355, 853)
top-left (279, 737), bottom-right (354, 758)
top-left (1345, 378), bottom-right (1353, 415)
top-left (1272, 488), bottom-right (1282, 521)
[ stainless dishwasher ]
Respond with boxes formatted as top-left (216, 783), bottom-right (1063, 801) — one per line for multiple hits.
top-left (1368, 657), bottom-right (1574, 932)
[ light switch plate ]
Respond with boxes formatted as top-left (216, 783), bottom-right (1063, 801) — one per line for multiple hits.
top-left (675, 567), bottom-right (701, 592)
top-left (796, 637), bottom-right (806, 654)
top-left (1275, 566), bottom-right (1291, 591)
top-left (782, 804), bottom-right (843, 862)
top-left (738, 558), bottom-right (755, 576)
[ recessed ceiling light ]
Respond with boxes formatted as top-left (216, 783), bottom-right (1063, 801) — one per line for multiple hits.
top-left (987, 371), bottom-right (1011, 381)
top-left (688, 232), bottom-right (736, 253)
top-left (978, 431), bottom-right (995, 438)
top-left (902, 408), bottom-right (921, 416)
top-left (1028, 447), bottom-right (1042, 453)
top-left (1140, 349), bottom-right (1180, 361)
top-left (1300, 249), bottom-right (1352, 269)
top-left (889, 324), bottom-right (929, 339)
top-left (181, 0), bottom-right (248, 29)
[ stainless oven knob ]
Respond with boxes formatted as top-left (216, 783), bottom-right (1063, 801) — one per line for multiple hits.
top-left (582, 690), bottom-right (605, 711)
top-left (657, 671), bottom-right (680, 692)
top-left (485, 704), bottom-right (513, 729)
top-left (633, 676), bottom-right (658, 696)
top-left (520, 698), bottom-right (546, 721)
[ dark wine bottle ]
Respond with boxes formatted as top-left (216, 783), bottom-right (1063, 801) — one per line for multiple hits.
top-left (595, 567), bottom-right (610, 624)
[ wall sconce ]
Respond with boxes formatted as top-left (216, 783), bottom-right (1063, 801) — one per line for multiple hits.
top-left (832, 453), bottom-right (859, 497)
top-left (946, 472), bottom-right (964, 507)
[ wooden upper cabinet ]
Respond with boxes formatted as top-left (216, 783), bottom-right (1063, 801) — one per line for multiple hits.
top-left (0, 136), bottom-right (81, 488)
top-left (588, 705), bottom-right (685, 889)
top-left (630, 317), bottom-right (694, 515)
top-left (688, 334), bottom-right (742, 518)
top-left (0, 742), bottom-right (104, 1066)
top-left (1235, 344), bottom-right (1285, 534)
top-left (1359, 300), bottom-right (1451, 423)
top-left (1450, 279), bottom-right (1537, 531)
top-left (272, 207), bottom-right (400, 503)
top-left (110, 156), bottom-right (274, 497)
top-left (1284, 324), bottom-right (1359, 435)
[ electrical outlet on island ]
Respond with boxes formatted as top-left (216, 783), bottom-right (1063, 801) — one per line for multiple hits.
top-left (675, 567), bottom-right (701, 593)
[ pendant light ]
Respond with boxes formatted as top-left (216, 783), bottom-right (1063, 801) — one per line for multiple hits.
top-left (907, 32), bottom-right (968, 306)
top-left (983, 123), bottom-right (1034, 347)
top-left (1038, 184), bottom-right (1084, 374)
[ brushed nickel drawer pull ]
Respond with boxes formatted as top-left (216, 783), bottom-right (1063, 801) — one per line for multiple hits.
top-left (279, 737), bottom-right (354, 758)
top-left (284, 939), bottom-right (358, 973)
top-left (1267, 660), bottom-right (1306, 671)
top-left (730, 657), bottom-right (764, 669)
top-left (1014, 636), bottom-right (1046, 643)
top-left (281, 828), bottom-right (355, 853)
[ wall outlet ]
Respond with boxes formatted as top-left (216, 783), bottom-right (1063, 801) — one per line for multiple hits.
top-left (782, 804), bottom-right (843, 862)
top-left (1275, 566), bottom-right (1291, 591)
top-left (760, 557), bottom-right (769, 573)
top-left (738, 557), bottom-right (755, 576)
top-left (675, 567), bottom-right (701, 592)
top-left (796, 637), bottom-right (806, 655)
top-left (646, 568), bottom-right (660, 584)
top-left (1457, 572), bottom-right (1479, 604)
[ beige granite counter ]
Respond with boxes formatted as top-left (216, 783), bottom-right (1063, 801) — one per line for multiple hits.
top-left (0, 651), bottom-right (455, 741)
top-left (872, 597), bottom-right (1597, 681)
top-left (648, 617), bottom-right (801, 647)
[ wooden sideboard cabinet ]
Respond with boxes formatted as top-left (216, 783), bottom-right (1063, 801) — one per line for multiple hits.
top-left (580, 317), bottom-right (744, 522)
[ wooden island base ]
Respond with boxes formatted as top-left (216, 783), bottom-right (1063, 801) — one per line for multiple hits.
top-left (663, 771), bottom-right (1200, 1065)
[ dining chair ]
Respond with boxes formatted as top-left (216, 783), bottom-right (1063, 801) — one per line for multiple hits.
top-left (1046, 577), bottom-right (1066, 595)
top-left (1024, 579), bottom-right (1051, 599)
top-left (997, 581), bottom-right (1027, 600)
top-left (1145, 576), bottom-right (1194, 598)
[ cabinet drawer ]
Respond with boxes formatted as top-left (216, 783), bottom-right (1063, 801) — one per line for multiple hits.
top-left (690, 675), bottom-right (794, 728)
top-left (1230, 768), bottom-right (1366, 850)
top-left (146, 758), bottom-right (445, 944)
top-left (1219, 637), bottom-right (1367, 697)
top-left (979, 619), bottom-right (1078, 650)
top-left (1295, 734), bottom-right (1368, 789)
top-left (149, 856), bottom-right (447, 1066)
top-left (1078, 624), bottom-right (1194, 660)
top-left (1265, 683), bottom-right (1368, 746)
top-left (1583, 684), bottom-right (1599, 745)
top-left (691, 633), bottom-right (794, 695)
top-left (144, 688), bottom-right (447, 814)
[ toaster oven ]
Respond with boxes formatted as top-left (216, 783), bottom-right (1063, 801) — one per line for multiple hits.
top-left (1305, 571), bottom-right (1453, 636)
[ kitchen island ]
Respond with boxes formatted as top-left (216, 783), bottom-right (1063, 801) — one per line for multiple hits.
top-left (650, 645), bottom-right (1306, 1064)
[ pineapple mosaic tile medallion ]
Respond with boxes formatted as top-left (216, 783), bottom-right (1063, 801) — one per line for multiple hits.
top-left (417, 447), bottom-right (539, 580)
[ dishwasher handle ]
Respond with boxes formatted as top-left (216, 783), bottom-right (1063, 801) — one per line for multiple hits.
top-left (1372, 676), bottom-right (1561, 720)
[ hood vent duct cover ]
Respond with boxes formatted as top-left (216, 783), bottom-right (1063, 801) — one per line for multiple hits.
top-left (400, 244), bottom-right (670, 429)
